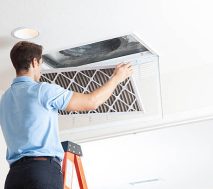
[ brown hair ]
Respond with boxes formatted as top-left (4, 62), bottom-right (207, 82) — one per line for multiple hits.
top-left (10, 41), bottom-right (43, 73)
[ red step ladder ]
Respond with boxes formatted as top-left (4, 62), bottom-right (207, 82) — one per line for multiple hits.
top-left (61, 141), bottom-right (88, 189)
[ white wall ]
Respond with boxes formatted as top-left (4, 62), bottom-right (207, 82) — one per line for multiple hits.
top-left (0, 118), bottom-right (213, 189)
top-left (80, 118), bottom-right (213, 189)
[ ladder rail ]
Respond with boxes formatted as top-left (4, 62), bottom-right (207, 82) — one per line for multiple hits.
top-left (62, 141), bottom-right (88, 189)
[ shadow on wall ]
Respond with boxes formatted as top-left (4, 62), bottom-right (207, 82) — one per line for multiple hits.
top-left (0, 36), bottom-right (17, 49)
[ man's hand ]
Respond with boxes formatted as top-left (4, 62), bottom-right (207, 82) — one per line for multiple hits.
top-left (112, 63), bottom-right (133, 83)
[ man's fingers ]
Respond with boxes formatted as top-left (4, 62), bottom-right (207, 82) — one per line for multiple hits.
top-left (128, 68), bottom-right (133, 72)
top-left (116, 63), bottom-right (123, 68)
top-left (128, 68), bottom-right (133, 74)
top-left (126, 63), bottom-right (132, 67)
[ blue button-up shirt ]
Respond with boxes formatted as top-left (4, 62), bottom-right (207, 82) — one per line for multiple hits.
top-left (0, 76), bottom-right (72, 165)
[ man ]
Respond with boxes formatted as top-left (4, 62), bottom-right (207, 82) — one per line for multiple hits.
top-left (0, 41), bottom-right (133, 189)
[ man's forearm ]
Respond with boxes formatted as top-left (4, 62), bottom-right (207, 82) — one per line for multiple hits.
top-left (65, 63), bottom-right (132, 112)
top-left (90, 75), bottom-right (120, 108)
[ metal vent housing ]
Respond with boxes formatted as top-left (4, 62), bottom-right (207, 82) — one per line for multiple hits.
top-left (41, 34), bottom-right (162, 142)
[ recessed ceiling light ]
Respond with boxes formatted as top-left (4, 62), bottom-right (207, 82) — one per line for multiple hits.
top-left (11, 27), bottom-right (39, 40)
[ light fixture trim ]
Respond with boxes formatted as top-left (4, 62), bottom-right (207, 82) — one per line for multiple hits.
top-left (129, 178), bottom-right (161, 186)
top-left (11, 27), bottom-right (39, 40)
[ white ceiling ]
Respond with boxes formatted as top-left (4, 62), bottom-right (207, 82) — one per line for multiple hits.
top-left (1, 0), bottom-right (213, 113)
top-left (1, 0), bottom-right (213, 188)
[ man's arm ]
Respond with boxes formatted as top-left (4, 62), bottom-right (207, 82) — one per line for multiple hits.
top-left (65, 63), bottom-right (133, 112)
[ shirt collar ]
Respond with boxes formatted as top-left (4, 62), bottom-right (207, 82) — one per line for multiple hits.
top-left (12, 76), bottom-right (36, 85)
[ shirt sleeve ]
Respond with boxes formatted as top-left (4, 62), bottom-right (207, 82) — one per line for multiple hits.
top-left (39, 82), bottom-right (73, 111)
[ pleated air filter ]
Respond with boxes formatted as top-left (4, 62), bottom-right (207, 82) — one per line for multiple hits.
top-left (40, 67), bottom-right (143, 115)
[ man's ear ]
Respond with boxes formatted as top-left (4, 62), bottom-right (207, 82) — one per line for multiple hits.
top-left (31, 58), bottom-right (38, 68)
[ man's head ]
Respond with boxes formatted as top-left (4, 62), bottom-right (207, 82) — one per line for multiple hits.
top-left (10, 41), bottom-right (43, 81)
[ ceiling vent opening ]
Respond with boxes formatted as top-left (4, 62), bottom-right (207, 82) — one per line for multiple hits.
top-left (42, 34), bottom-right (148, 68)
top-left (41, 34), bottom-right (162, 142)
